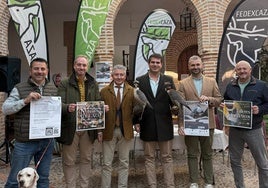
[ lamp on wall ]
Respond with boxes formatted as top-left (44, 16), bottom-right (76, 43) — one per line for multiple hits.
top-left (180, 7), bottom-right (196, 31)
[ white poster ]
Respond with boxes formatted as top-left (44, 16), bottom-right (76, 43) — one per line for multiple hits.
top-left (30, 96), bottom-right (61, 139)
top-left (183, 101), bottom-right (209, 136)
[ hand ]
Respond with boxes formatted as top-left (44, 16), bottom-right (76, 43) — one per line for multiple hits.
top-left (219, 102), bottom-right (225, 108)
top-left (24, 92), bottom-right (41, 104)
top-left (97, 132), bottom-right (103, 142)
top-left (134, 124), bottom-right (140, 133)
top-left (178, 126), bottom-right (185, 136)
top-left (104, 105), bottom-right (109, 112)
top-left (252, 105), bottom-right (259, 115)
top-left (199, 95), bottom-right (209, 103)
top-left (68, 103), bottom-right (76, 113)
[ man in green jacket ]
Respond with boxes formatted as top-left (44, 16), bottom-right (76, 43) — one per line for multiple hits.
top-left (57, 55), bottom-right (101, 188)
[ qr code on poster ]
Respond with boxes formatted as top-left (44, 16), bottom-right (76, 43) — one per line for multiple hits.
top-left (45, 127), bottom-right (53, 136)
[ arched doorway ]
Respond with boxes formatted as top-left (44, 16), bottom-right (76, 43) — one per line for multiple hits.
top-left (177, 45), bottom-right (198, 80)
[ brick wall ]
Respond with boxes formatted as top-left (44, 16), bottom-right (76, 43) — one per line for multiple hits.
top-left (0, 0), bottom-right (10, 56)
top-left (0, 0), bottom-right (234, 158)
top-left (0, 0), bottom-right (10, 159)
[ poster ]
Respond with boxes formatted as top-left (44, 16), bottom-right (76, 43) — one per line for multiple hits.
top-left (183, 101), bottom-right (209, 136)
top-left (76, 101), bottom-right (105, 131)
top-left (30, 96), bottom-right (61, 139)
top-left (95, 62), bottom-right (112, 83)
top-left (223, 100), bottom-right (252, 129)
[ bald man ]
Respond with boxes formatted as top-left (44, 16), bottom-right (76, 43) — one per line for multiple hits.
top-left (223, 60), bottom-right (268, 188)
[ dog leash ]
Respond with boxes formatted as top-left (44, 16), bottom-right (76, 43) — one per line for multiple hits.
top-left (35, 139), bottom-right (52, 169)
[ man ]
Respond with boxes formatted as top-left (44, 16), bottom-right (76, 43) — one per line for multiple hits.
top-left (223, 60), bottom-right (268, 188)
top-left (135, 53), bottom-right (175, 188)
top-left (99, 64), bottom-right (136, 188)
top-left (178, 55), bottom-right (222, 188)
top-left (2, 58), bottom-right (57, 188)
top-left (57, 55), bottom-right (101, 188)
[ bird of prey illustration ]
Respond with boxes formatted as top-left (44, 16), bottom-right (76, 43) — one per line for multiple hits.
top-left (133, 80), bottom-right (153, 118)
top-left (164, 82), bottom-right (192, 112)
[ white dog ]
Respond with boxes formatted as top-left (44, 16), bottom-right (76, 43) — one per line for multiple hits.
top-left (17, 167), bottom-right (39, 188)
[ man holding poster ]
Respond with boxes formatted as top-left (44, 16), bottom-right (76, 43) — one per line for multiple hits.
top-left (223, 60), bottom-right (268, 188)
top-left (178, 55), bottom-right (222, 188)
top-left (2, 58), bottom-right (58, 188)
top-left (57, 55), bottom-right (101, 188)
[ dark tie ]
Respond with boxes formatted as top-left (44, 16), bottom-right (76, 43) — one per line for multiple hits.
top-left (115, 85), bottom-right (121, 126)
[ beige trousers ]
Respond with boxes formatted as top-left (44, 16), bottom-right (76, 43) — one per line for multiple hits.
top-left (101, 127), bottom-right (132, 188)
top-left (144, 140), bottom-right (175, 188)
top-left (62, 131), bottom-right (93, 188)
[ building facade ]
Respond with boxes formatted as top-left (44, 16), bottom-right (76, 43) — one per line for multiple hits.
top-left (0, 0), bottom-right (239, 157)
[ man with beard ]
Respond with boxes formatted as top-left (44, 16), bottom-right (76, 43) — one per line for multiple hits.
top-left (178, 55), bottom-right (222, 188)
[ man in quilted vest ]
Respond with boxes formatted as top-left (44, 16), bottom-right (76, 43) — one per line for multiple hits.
top-left (2, 58), bottom-right (57, 188)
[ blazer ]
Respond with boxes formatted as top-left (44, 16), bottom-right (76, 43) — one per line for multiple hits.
top-left (100, 81), bottom-right (135, 140)
top-left (178, 75), bottom-right (223, 129)
top-left (136, 73), bottom-right (175, 142)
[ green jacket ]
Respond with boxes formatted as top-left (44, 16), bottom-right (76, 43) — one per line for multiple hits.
top-left (57, 72), bottom-right (101, 145)
top-left (100, 81), bottom-right (135, 140)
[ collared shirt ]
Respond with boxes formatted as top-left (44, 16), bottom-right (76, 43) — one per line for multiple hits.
top-left (30, 78), bottom-right (45, 95)
top-left (193, 76), bottom-right (203, 97)
top-left (114, 83), bottom-right (124, 102)
top-left (149, 76), bottom-right (160, 97)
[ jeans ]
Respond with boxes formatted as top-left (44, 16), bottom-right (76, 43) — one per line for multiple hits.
top-left (5, 138), bottom-right (54, 188)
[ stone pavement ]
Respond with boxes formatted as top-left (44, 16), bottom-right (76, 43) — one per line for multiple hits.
top-left (0, 149), bottom-right (259, 187)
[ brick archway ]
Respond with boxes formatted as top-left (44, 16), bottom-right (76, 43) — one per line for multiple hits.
top-left (166, 31), bottom-right (197, 72)
top-left (177, 45), bottom-right (198, 80)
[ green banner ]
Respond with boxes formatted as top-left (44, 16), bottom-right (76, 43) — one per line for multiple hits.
top-left (75, 0), bottom-right (111, 69)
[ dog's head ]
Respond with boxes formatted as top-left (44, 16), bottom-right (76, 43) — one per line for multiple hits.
top-left (17, 167), bottom-right (39, 188)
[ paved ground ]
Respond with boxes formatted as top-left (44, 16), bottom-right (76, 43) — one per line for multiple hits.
top-left (0, 149), bottom-right (259, 187)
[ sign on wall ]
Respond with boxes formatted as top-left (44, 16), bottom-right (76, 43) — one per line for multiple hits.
top-left (7, 0), bottom-right (48, 65)
top-left (217, 0), bottom-right (268, 93)
top-left (133, 9), bottom-right (176, 79)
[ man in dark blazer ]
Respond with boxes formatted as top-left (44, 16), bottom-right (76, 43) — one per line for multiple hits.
top-left (135, 53), bottom-right (175, 188)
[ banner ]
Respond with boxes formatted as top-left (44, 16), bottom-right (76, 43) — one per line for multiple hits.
top-left (134, 9), bottom-right (176, 79)
top-left (217, 0), bottom-right (268, 94)
top-left (74, 0), bottom-right (111, 69)
top-left (7, 0), bottom-right (48, 65)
